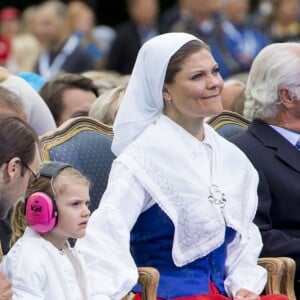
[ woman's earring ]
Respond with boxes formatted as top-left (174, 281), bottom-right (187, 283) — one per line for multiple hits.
top-left (166, 97), bottom-right (172, 104)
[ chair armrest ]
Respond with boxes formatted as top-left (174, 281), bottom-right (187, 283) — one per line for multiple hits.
top-left (138, 267), bottom-right (160, 300)
top-left (277, 257), bottom-right (296, 300)
top-left (258, 257), bottom-right (284, 294)
top-left (258, 257), bottom-right (296, 299)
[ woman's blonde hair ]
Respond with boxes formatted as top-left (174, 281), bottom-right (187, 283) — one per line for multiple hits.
top-left (0, 67), bottom-right (9, 83)
top-left (89, 84), bottom-right (126, 125)
top-left (11, 34), bottom-right (40, 73)
top-left (10, 163), bottom-right (89, 247)
top-left (81, 70), bottom-right (121, 95)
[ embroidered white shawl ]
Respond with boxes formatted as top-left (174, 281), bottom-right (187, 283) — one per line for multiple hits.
top-left (117, 115), bottom-right (259, 266)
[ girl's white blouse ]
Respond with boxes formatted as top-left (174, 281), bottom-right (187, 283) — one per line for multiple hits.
top-left (0, 227), bottom-right (89, 300)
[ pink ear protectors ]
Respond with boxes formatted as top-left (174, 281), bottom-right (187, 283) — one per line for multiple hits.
top-left (24, 161), bottom-right (72, 233)
top-left (25, 192), bottom-right (58, 233)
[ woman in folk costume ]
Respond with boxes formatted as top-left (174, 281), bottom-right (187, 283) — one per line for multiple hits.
top-left (76, 32), bottom-right (288, 300)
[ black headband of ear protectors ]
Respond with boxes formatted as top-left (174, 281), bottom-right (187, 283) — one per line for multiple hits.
top-left (39, 161), bottom-right (72, 179)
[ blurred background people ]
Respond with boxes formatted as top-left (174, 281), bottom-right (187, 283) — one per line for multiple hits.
top-left (250, 0), bottom-right (274, 27)
top-left (172, 0), bottom-right (269, 79)
top-left (81, 70), bottom-right (121, 95)
top-left (6, 34), bottom-right (40, 74)
top-left (67, 1), bottom-right (115, 69)
top-left (16, 71), bottom-right (46, 93)
top-left (220, 78), bottom-right (246, 111)
top-left (170, 0), bottom-right (222, 37)
top-left (106, 0), bottom-right (160, 75)
top-left (19, 5), bottom-right (38, 36)
top-left (34, 0), bottom-right (94, 81)
top-left (160, 0), bottom-right (193, 33)
top-left (40, 73), bottom-right (98, 126)
top-left (260, 0), bottom-right (300, 43)
top-left (89, 84), bottom-right (126, 126)
top-left (227, 87), bottom-right (246, 115)
top-left (0, 7), bottom-right (20, 67)
top-left (0, 7), bottom-right (20, 38)
top-left (2, 5), bottom-right (40, 74)
top-left (216, 0), bottom-right (269, 78)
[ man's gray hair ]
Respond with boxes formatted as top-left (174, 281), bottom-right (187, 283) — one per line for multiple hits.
top-left (244, 43), bottom-right (300, 119)
top-left (0, 86), bottom-right (25, 115)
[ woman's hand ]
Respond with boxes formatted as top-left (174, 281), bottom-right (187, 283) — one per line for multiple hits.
top-left (0, 273), bottom-right (12, 300)
top-left (234, 289), bottom-right (260, 300)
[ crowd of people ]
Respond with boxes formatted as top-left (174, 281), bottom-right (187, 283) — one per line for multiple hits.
top-left (0, 0), bottom-right (299, 299)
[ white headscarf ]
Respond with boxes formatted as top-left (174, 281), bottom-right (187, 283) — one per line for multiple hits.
top-left (111, 32), bottom-right (201, 155)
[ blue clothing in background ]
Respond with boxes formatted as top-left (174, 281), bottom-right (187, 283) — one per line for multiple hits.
top-left (17, 72), bottom-right (46, 92)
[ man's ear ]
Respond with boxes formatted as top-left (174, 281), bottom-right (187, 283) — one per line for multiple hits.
top-left (278, 87), bottom-right (296, 108)
top-left (6, 157), bottom-right (22, 180)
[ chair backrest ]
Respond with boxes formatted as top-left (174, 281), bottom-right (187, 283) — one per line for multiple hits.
top-left (40, 116), bottom-right (115, 212)
top-left (206, 110), bottom-right (251, 139)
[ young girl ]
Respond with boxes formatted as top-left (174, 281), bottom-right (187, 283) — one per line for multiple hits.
top-left (0, 161), bottom-right (91, 299)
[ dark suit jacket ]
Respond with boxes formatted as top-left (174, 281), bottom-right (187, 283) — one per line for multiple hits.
top-left (230, 118), bottom-right (300, 278)
top-left (106, 21), bottom-right (142, 75)
top-left (160, 4), bottom-right (180, 33)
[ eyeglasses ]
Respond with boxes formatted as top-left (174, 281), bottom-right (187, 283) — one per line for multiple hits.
top-left (22, 163), bottom-right (38, 181)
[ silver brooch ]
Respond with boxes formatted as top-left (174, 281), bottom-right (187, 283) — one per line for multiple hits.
top-left (208, 184), bottom-right (226, 208)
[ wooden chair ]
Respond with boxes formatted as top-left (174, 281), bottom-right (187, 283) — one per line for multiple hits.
top-left (40, 116), bottom-right (159, 300)
top-left (137, 267), bottom-right (160, 300)
top-left (259, 257), bottom-right (296, 299)
top-left (40, 116), bottom-right (115, 213)
top-left (207, 110), bottom-right (297, 300)
top-left (207, 110), bottom-right (251, 138)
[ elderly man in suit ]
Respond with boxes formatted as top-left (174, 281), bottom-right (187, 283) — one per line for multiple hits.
top-left (230, 42), bottom-right (300, 297)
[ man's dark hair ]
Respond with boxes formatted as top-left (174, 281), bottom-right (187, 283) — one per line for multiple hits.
top-left (0, 114), bottom-right (38, 174)
top-left (39, 74), bottom-right (99, 123)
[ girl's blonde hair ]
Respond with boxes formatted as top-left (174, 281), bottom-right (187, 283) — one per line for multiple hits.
top-left (10, 163), bottom-right (89, 247)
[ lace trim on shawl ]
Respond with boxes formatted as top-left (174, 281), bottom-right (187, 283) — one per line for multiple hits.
top-left (121, 145), bottom-right (225, 266)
